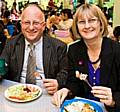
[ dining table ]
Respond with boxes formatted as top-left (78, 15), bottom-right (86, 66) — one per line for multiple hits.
top-left (0, 79), bottom-right (60, 112)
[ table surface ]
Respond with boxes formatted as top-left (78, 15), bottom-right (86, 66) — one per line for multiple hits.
top-left (0, 79), bottom-right (60, 112)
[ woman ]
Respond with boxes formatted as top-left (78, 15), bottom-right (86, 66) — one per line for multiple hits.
top-left (52, 4), bottom-right (120, 111)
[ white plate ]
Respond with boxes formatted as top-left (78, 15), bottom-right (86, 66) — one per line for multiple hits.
top-left (4, 84), bottom-right (42, 102)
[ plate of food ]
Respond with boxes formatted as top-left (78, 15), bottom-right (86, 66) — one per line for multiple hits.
top-left (4, 84), bottom-right (42, 102)
top-left (61, 97), bottom-right (105, 112)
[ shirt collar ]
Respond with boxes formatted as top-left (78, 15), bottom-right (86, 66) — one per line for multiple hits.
top-left (25, 36), bottom-right (43, 49)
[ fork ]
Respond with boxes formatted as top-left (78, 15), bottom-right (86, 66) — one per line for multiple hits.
top-left (34, 71), bottom-right (43, 79)
top-left (75, 71), bottom-right (92, 88)
top-left (64, 107), bottom-right (69, 112)
top-left (84, 78), bottom-right (92, 88)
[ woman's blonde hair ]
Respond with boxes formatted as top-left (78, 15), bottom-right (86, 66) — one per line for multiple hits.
top-left (72, 4), bottom-right (108, 39)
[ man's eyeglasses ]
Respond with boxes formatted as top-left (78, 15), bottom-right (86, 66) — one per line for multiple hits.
top-left (77, 18), bottom-right (99, 27)
top-left (22, 21), bottom-right (45, 27)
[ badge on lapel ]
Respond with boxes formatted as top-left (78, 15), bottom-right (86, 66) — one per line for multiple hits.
top-left (78, 60), bottom-right (84, 66)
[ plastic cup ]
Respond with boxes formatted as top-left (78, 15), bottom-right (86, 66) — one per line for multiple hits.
top-left (0, 59), bottom-right (6, 76)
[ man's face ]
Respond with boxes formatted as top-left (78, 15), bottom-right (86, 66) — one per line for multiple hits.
top-left (21, 6), bottom-right (46, 43)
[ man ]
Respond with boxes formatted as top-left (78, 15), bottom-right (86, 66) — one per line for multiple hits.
top-left (0, 3), bottom-right (68, 95)
top-left (0, 0), bottom-right (7, 19)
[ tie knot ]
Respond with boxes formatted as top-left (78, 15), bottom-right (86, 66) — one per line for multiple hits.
top-left (28, 44), bottom-right (35, 57)
top-left (28, 44), bottom-right (35, 50)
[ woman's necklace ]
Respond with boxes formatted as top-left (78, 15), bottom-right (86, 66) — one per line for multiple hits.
top-left (89, 55), bottom-right (101, 64)
top-left (88, 53), bottom-right (101, 70)
top-left (87, 38), bottom-right (103, 70)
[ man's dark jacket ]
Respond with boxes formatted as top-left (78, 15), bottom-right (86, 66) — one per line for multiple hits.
top-left (0, 32), bottom-right (68, 89)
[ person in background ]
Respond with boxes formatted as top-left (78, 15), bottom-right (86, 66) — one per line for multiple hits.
top-left (46, 10), bottom-right (61, 33)
top-left (52, 4), bottom-right (120, 111)
top-left (53, 9), bottom-right (73, 30)
top-left (10, 2), bottom-right (19, 20)
top-left (0, 3), bottom-right (68, 95)
top-left (107, 24), bottom-right (114, 39)
top-left (2, 10), bottom-right (16, 38)
top-left (48, 0), bottom-right (57, 11)
top-left (0, 0), bottom-right (7, 19)
top-left (0, 1), bottom-right (2, 19)
top-left (0, 21), bottom-right (7, 54)
top-left (113, 26), bottom-right (120, 42)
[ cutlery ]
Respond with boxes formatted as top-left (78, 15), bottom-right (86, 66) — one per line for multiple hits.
top-left (64, 107), bottom-right (69, 112)
top-left (34, 72), bottom-right (43, 79)
top-left (84, 78), bottom-right (92, 88)
top-left (75, 71), bottom-right (92, 88)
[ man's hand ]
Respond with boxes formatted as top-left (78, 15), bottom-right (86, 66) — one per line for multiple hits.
top-left (43, 79), bottom-right (58, 95)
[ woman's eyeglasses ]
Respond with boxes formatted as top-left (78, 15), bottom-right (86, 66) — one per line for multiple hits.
top-left (77, 18), bottom-right (99, 27)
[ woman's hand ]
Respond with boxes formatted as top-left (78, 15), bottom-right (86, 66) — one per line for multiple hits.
top-left (52, 88), bottom-right (69, 107)
top-left (91, 86), bottom-right (115, 107)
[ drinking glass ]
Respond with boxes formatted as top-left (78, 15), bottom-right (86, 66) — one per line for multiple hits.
top-left (0, 59), bottom-right (7, 76)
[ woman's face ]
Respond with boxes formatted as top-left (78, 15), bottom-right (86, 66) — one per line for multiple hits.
top-left (77, 14), bottom-right (101, 40)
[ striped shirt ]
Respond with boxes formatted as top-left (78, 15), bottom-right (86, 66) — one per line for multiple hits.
top-left (20, 37), bottom-right (45, 86)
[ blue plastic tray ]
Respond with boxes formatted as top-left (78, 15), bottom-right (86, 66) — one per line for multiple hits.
top-left (61, 97), bottom-right (105, 112)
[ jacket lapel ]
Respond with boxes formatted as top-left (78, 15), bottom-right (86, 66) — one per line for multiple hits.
top-left (43, 35), bottom-right (52, 76)
top-left (78, 39), bottom-right (89, 74)
top-left (100, 38), bottom-right (113, 85)
top-left (16, 35), bottom-right (25, 77)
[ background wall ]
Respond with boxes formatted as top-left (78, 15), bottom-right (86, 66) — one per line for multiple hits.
top-left (6, 0), bottom-right (14, 10)
top-left (113, 0), bottom-right (120, 28)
